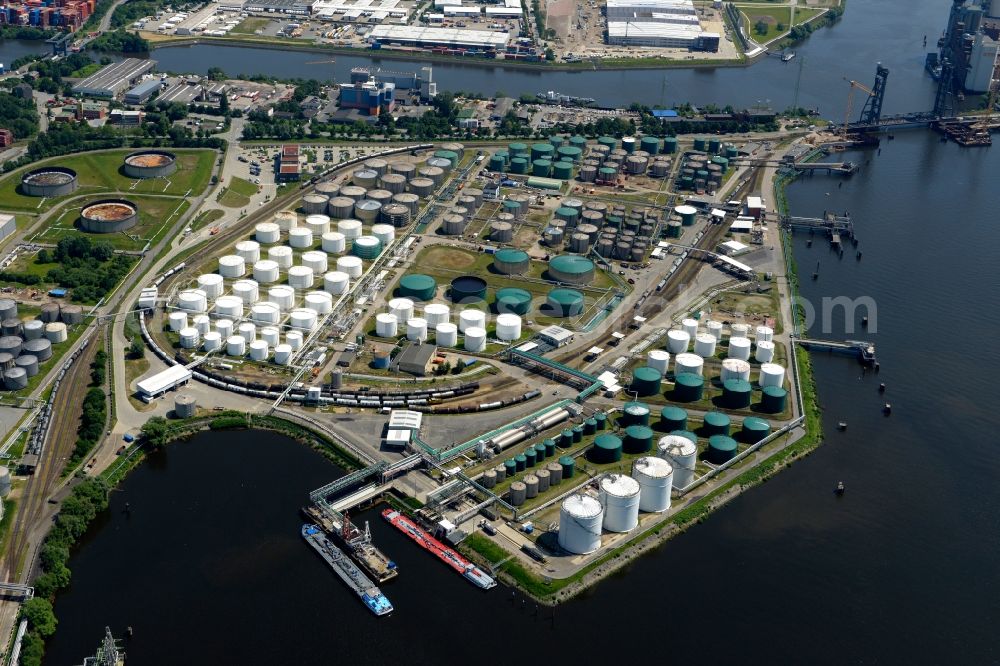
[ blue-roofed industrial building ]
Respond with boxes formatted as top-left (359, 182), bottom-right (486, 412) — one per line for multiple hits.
top-left (652, 109), bottom-right (679, 118)
top-left (124, 78), bottom-right (162, 106)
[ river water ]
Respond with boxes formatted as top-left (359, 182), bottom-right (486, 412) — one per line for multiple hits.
top-left (26, 0), bottom-right (1000, 662)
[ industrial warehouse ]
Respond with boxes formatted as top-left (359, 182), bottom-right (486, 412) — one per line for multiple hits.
top-left (605, 0), bottom-right (719, 50)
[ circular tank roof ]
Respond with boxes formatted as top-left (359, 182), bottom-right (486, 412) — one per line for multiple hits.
top-left (674, 373), bottom-right (704, 387)
top-left (549, 254), bottom-right (594, 275)
top-left (547, 288), bottom-right (584, 305)
top-left (400, 274), bottom-right (435, 289)
top-left (743, 417), bottom-right (771, 431)
top-left (82, 201), bottom-right (135, 220)
top-left (451, 275), bottom-right (487, 291)
top-left (23, 169), bottom-right (74, 185)
top-left (495, 248), bottom-right (529, 263)
top-left (633, 367), bottom-right (662, 381)
top-left (594, 434), bottom-right (622, 450)
top-left (708, 435), bottom-right (738, 452)
top-left (704, 412), bottom-right (731, 427)
top-left (125, 151), bottom-right (175, 167)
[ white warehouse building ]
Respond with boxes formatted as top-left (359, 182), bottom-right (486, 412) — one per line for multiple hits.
top-left (605, 0), bottom-right (718, 50)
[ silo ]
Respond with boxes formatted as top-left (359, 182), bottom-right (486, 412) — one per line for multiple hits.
top-left (707, 435), bottom-right (738, 464)
top-left (633, 457), bottom-right (673, 512)
top-left (226, 335), bottom-right (246, 356)
top-left (647, 349), bottom-right (670, 374)
top-left (407, 177), bottom-right (435, 197)
top-left (494, 464), bottom-right (507, 482)
top-left (235, 240), bottom-right (261, 264)
top-left (548, 254), bottom-right (594, 285)
top-left (399, 274), bottom-right (437, 301)
top-left (755, 340), bottom-right (776, 363)
top-left (352, 169), bottom-right (378, 188)
top-left (578, 165), bottom-right (597, 182)
top-left (39, 303), bottom-right (59, 323)
top-left (536, 468), bottom-right (551, 492)
top-left (352, 236), bottom-right (382, 260)
top-left (532, 159), bottom-right (552, 177)
top-left (388, 298), bottom-right (415, 323)
top-left (406, 317), bottom-right (428, 342)
top-left (675, 352), bottom-right (704, 377)
top-left (509, 482), bottom-right (527, 506)
top-left (509, 142), bottom-right (529, 157)
top-left (253, 260), bottom-right (280, 284)
top-left (14, 355), bottom-right (38, 377)
top-left (722, 379), bottom-right (753, 409)
top-left (337, 219), bottom-right (362, 240)
top-left (287, 266), bottom-right (315, 289)
top-left (545, 289), bottom-right (584, 317)
top-left (441, 214), bottom-right (466, 236)
top-left (694, 333), bottom-right (717, 358)
top-left (255, 222), bottom-right (280, 244)
top-left (721, 358), bottom-right (752, 383)
top-left (659, 406), bottom-right (688, 433)
top-left (568, 233), bottom-right (590, 254)
top-left (658, 435), bottom-right (697, 489)
top-left (268, 245), bottom-right (293, 269)
top-left (379, 173), bottom-right (407, 195)
top-left (623, 425), bottom-right (653, 454)
top-left (630, 367), bottom-right (662, 397)
top-left (552, 161), bottom-right (574, 180)
top-left (261, 326), bottom-right (281, 346)
top-left (494, 288), bottom-right (532, 316)
top-left (177, 290), bottom-right (207, 313)
top-left (464, 326), bottom-right (487, 352)
top-left (731, 323), bottom-right (750, 339)
top-left (523, 474), bottom-right (539, 499)
top-left (490, 221), bottom-right (514, 243)
top-left (558, 494), bottom-right (603, 554)
top-left (268, 286), bottom-right (295, 311)
top-left (302, 194), bottom-right (329, 215)
top-left (481, 469), bottom-right (497, 489)
top-left (418, 166), bottom-right (445, 185)
top-left (703, 412), bottom-right (731, 437)
top-left (393, 193), bottom-right (420, 216)
top-left (495, 314), bottom-right (521, 340)
top-left (328, 197), bottom-right (356, 220)
top-left (674, 205), bottom-right (697, 226)
top-left (589, 434), bottom-right (622, 464)
top-left (489, 154), bottom-right (506, 171)
top-left (304, 214), bottom-right (331, 237)
top-left (250, 303), bottom-right (280, 325)
top-left (741, 417), bottom-right (771, 443)
top-left (501, 199), bottom-right (523, 219)
top-left (560, 454), bottom-right (576, 479)
top-left (354, 199), bottom-right (381, 224)
top-left (214, 296), bottom-right (243, 318)
top-left (23, 320), bottom-right (44, 341)
top-left (450, 276), bottom-right (487, 303)
top-left (728, 337), bottom-right (752, 361)
top-left (666, 329), bottom-right (690, 353)
top-left (760, 385), bottom-right (787, 414)
top-left (672, 373), bottom-right (704, 402)
top-left (458, 309), bottom-right (486, 332)
top-left (219, 255), bottom-right (246, 279)
top-left (302, 251), bottom-right (329, 274)
top-left (215, 319), bottom-right (234, 339)
top-left (0, 320), bottom-right (21, 337)
top-left (3, 367), bottom-right (27, 390)
top-left (435, 322), bottom-right (458, 347)
top-left (600, 474), bottom-right (640, 533)
top-left (547, 461), bottom-right (563, 485)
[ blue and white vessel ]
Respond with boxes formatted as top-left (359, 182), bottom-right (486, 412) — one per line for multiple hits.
top-left (302, 524), bottom-right (394, 616)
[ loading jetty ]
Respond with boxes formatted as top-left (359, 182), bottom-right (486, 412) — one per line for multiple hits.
top-left (301, 524), bottom-right (394, 616)
top-left (302, 505), bottom-right (399, 583)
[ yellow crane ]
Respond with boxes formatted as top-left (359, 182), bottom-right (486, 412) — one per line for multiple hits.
top-left (842, 77), bottom-right (876, 141)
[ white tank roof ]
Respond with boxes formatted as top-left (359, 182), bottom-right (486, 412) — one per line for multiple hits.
top-left (600, 473), bottom-right (640, 497)
top-left (563, 493), bottom-right (602, 518)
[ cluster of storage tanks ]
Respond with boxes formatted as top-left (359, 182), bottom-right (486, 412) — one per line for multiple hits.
top-left (577, 135), bottom-right (677, 184)
top-left (490, 137), bottom-right (587, 181)
top-left (0, 299), bottom-right (74, 390)
top-left (627, 318), bottom-right (787, 413)
top-left (437, 185), bottom-right (487, 237)
top-left (676, 140), bottom-right (739, 192)
top-left (374, 297), bottom-right (522, 350)
top-left (545, 198), bottom-right (662, 262)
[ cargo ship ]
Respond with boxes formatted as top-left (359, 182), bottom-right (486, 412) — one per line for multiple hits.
top-left (301, 524), bottom-right (394, 616)
top-left (382, 509), bottom-right (497, 590)
top-left (302, 505), bottom-right (398, 583)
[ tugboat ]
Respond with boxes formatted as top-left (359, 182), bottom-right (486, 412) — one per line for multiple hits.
top-left (883, 402), bottom-right (892, 415)
top-left (835, 481), bottom-right (846, 495)
top-left (838, 421), bottom-right (848, 431)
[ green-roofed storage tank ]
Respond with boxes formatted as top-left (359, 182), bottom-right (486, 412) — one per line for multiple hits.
top-left (561, 428), bottom-right (574, 448)
top-left (398, 273), bottom-right (437, 301)
top-left (509, 142), bottom-right (529, 157)
top-left (673, 372), bottom-right (704, 402)
top-left (572, 425), bottom-right (584, 442)
top-left (535, 442), bottom-right (548, 461)
top-left (722, 378), bottom-right (753, 409)
top-left (598, 136), bottom-right (617, 149)
top-left (493, 248), bottom-right (530, 275)
top-left (494, 149), bottom-right (510, 163)
top-left (595, 412), bottom-right (607, 430)
top-left (494, 287), bottom-right (532, 315)
top-left (531, 143), bottom-right (555, 160)
top-left (631, 366), bottom-right (663, 397)
top-left (546, 288), bottom-right (585, 317)
top-left (532, 159), bottom-right (552, 177)
top-left (434, 149), bottom-right (459, 168)
top-left (560, 454), bottom-right (576, 479)
top-left (583, 418), bottom-right (596, 435)
top-left (693, 137), bottom-right (708, 152)
top-left (708, 138), bottom-right (722, 155)
top-left (544, 438), bottom-right (556, 457)
top-left (707, 435), bottom-right (738, 464)
top-left (557, 146), bottom-right (583, 162)
top-left (640, 136), bottom-right (661, 154)
top-left (550, 135), bottom-right (566, 148)
top-left (551, 161), bottom-right (574, 180)
top-left (555, 206), bottom-right (579, 225)
top-left (659, 406), bottom-right (688, 432)
top-left (570, 135), bottom-right (588, 149)
top-left (548, 254), bottom-right (595, 284)
top-left (590, 434), bottom-right (623, 463)
top-left (621, 401), bottom-right (651, 427)
top-left (527, 177), bottom-right (563, 190)
top-left (702, 411), bottom-right (731, 437)
top-left (624, 425), bottom-right (654, 454)
top-left (741, 417), bottom-right (771, 443)
top-left (514, 454), bottom-right (527, 471)
top-left (670, 429), bottom-right (698, 444)
top-left (725, 145), bottom-right (739, 159)
top-left (509, 157), bottom-right (528, 174)
top-left (524, 447), bottom-right (536, 467)
top-left (760, 385), bottom-right (787, 413)
top-left (662, 136), bottom-right (678, 154)
top-left (489, 154), bottom-right (506, 172)
top-left (598, 167), bottom-right (618, 182)
top-left (504, 459), bottom-right (517, 476)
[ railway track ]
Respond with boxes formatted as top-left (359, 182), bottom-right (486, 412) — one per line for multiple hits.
top-left (3, 333), bottom-right (99, 582)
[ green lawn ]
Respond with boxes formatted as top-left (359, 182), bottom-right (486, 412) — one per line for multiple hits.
top-left (231, 17), bottom-right (270, 34)
top-left (0, 149), bottom-right (217, 213)
top-left (792, 6), bottom-right (824, 25)
top-left (218, 176), bottom-right (258, 208)
top-left (31, 195), bottom-right (191, 251)
top-left (191, 208), bottom-right (224, 231)
top-left (737, 4), bottom-right (792, 42)
top-left (69, 63), bottom-right (102, 78)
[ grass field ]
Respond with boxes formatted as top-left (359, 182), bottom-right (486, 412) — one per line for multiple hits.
top-left (231, 17), bottom-right (270, 34)
top-left (218, 176), bottom-right (259, 208)
top-left (33, 195), bottom-right (192, 251)
top-left (792, 7), bottom-right (824, 25)
top-left (0, 149), bottom-right (217, 213)
top-left (191, 209), bottom-right (225, 231)
top-left (737, 4), bottom-right (792, 42)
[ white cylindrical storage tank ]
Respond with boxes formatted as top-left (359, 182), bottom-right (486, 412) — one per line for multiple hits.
top-left (23, 320), bottom-right (44, 341)
top-left (268, 286), bottom-right (295, 311)
top-left (647, 349), bottom-right (670, 374)
top-left (658, 435), bottom-right (697, 489)
top-left (388, 298), bottom-right (414, 324)
top-left (730, 323), bottom-right (750, 339)
top-left (268, 245), bottom-right (293, 269)
top-left (238, 322), bottom-right (256, 343)
top-left (253, 260), bottom-right (280, 284)
top-left (682, 318), bottom-right (699, 339)
top-left (202, 331), bottom-right (222, 351)
top-left (261, 326), bottom-right (280, 346)
top-left (250, 302), bottom-right (281, 325)
top-left (495, 313), bottom-right (522, 341)
top-left (177, 290), bottom-right (207, 313)
top-left (632, 457), bottom-right (673, 512)
top-left (288, 227), bottom-right (313, 249)
top-left (285, 331), bottom-right (304, 351)
top-left (599, 474), bottom-right (640, 533)
top-left (464, 326), bottom-right (486, 352)
top-left (304, 291), bottom-right (333, 314)
top-left (273, 343), bottom-right (293, 365)
top-left (226, 335), bottom-right (246, 356)
top-left (232, 279), bottom-right (259, 305)
top-left (301, 250), bottom-right (328, 274)
top-left (729, 336), bottom-right (752, 361)
top-left (435, 322), bottom-right (458, 347)
top-left (423, 303), bottom-right (450, 326)
top-left (666, 329), bottom-right (690, 354)
top-left (406, 317), bottom-right (428, 342)
top-left (215, 318), bottom-right (234, 339)
top-left (371, 223), bottom-right (394, 248)
top-left (214, 295), bottom-right (243, 318)
top-left (218, 255), bottom-right (246, 278)
top-left (694, 333), bottom-right (717, 358)
top-left (338, 219), bottom-right (362, 240)
top-left (235, 240), bottom-right (261, 264)
top-left (459, 309), bottom-right (487, 333)
top-left (720, 358), bottom-right (752, 382)
top-left (249, 340), bottom-right (269, 361)
top-left (193, 315), bottom-right (211, 335)
top-left (336, 256), bottom-right (363, 279)
top-left (706, 320), bottom-right (724, 341)
top-left (558, 494), bottom-right (603, 555)
top-left (759, 363), bottom-right (786, 388)
top-left (754, 340), bottom-right (776, 363)
top-left (322, 231), bottom-right (346, 254)
top-left (168, 311), bottom-right (188, 332)
top-left (274, 211), bottom-right (297, 230)
top-left (674, 352), bottom-right (704, 376)
top-left (375, 313), bottom-right (399, 338)
top-left (255, 222), bottom-right (280, 244)
top-left (352, 235), bottom-right (381, 259)
top-left (179, 327), bottom-right (200, 349)
top-left (287, 266), bottom-right (315, 290)
top-left (755, 325), bottom-right (774, 343)
top-left (197, 273), bottom-right (224, 299)
top-left (289, 308), bottom-right (317, 331)
top-left (305, 214), bottom-right (330, 236)
top-left (324, 271), bottom-right (350, 294)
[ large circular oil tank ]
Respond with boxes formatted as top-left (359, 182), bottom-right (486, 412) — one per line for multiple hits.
top-left (21, 166), bottom-right (77, 197)
top-left (494, 287), bottom-right (532, 315)
top-left (123, 150), bottom-right (177, 179)
top-left (449, 276), bottom-right (487, 304)
top-left (493, 248), bottom-right (530, 275)
top-left (79, 199), bottom-right (138, 233)
top-left (545, 288), bottom-right (584, 317)
top-left (548, 254), bottom-right (594, 285)
top-left (558, 494), bottom-right (603, 554)
top-left (589, 434), bottom-right (622, 464)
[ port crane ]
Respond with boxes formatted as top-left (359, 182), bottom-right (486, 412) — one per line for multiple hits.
top-left (843, 78), bottom-right (876, 141)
